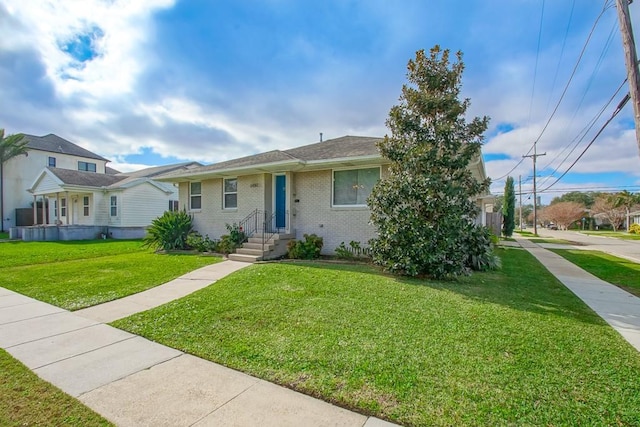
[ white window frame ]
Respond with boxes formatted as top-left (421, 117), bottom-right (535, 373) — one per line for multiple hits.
top-left (190, 182), bottom-right (202, 211)
top-left (83, 196), bottom-right (90, 216)
top-left (60, 198), bottom-right (67, 217)
top-left (110, 196), bottom-right (118, 217)
top-left (48, 156), bottom-right (56, 167)
top-left (78, 161), bottom-right (97, 172)
top-left (223, 178), bottom-right (238, 210)
top-left (332, 166), bottom-right (381, 208)
top-left (169, 200), bottom-right (179, 212)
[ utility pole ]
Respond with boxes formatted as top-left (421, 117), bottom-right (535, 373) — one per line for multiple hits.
top-left (518, 175), bottom-right (523, 231)
top-left (616, 0), bottom-right (640, 156)
top-left (523, 146), bottom-right (546, 235)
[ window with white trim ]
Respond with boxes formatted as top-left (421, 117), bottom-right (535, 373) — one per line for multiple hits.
top-left (223, 178), bottom-right (237, 209)
top-left (61, 198), bottom-right (67, 217)
top-left (110, 196), bottom-right (117, 217)
top-left (190, 182), bottom-right (202, 210)
top-left (169, 200), bottom-right (179, 212)
top-left (83, 196), bottom-right (90, 216)
top-left (78, 161), bottom-right (97, 172)
top-left (48, 157), bottom-right (56, 167)
top-left (332, 167), bottom-right (380, 207)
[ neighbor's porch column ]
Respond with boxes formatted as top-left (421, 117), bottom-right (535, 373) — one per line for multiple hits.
top-left (65, 191), bottom-right (70, 225)
top-left (42, 196), bottom-right (47, 225)
top-left (32, 195), bottom-right (37, 225)
top-left (56, 193), bottom-right (60, 224)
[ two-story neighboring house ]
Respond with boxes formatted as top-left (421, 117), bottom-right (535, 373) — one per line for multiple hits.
top-left (5, 132), bottom-right (201, 241)
top-left (2, 133), bottom-right (109, 230)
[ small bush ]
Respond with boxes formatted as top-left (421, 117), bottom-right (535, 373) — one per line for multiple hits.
top-left (630, 223), bottom-right (640, 235)
top-left (288, 234), bottom-right (323, 259)
top-left (464, 225), bottom-right (501, 272)
top-left (335, 241), bottom-right (371, 260)
top-left (186, 233), bottom-right (219, 252)
top-left (144, 210), bottom-right (193, 251)
top-left (218, 223), bottom-right (248, 255)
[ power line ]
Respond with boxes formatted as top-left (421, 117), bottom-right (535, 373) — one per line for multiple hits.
top-left (494, 1), bottom-right (610, 181)
top-left (537, 78), bottom-right (627, 189)
top-left (538, 91), bottom-right (630, 193)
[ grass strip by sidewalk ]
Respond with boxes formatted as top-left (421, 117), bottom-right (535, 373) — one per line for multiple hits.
top-left (0, 249), bottom-right (220, 310)
top-left (113, 248), bottom-right (640, 426)
top-left (550, 249), bottom-right (640, 297)
top-left (0, 349), bottom-right (112, 426)
top-left (0, 239), bottom-right (145, 268)
top-left (578, 231), bottom-right (640, 241)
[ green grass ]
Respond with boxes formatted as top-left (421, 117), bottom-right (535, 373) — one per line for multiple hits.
top-left (0, 232), bottom-right (8, 240)
top-left (550, 249), bottom-right (640, 297)
top-left (0, 349), bottom-right (112, 426)
top-left (112, 249), bottom-right (640, 426)
top-left (528, 238), bottom-right (571, 244)
top-left (0, 240), bottom-right (221, 310)
top-left (514, 230), bottom-right (537, 237)
top-left (0, 239), bottom-right (145, 268)
top-left (579, 230), bottom-right (640, 240)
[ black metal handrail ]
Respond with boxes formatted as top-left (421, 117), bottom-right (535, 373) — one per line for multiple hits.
top-left (238, 209), bottom-right (259, 238)
top-left (238, 209), bottom-right (288, 254)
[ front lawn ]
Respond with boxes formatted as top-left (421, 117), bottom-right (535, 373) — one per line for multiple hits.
top-left (550, 249), bottom-right (640, 297)
top-left (0, 349), bottom-right (111, 426)
top-left (112, 249), bottom-right (640, 426)
top-left (0, 240), bottom-right (221, 310)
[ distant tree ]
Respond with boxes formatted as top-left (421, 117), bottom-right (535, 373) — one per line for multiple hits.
top-left (493, 195), bottom-right (503, 214)
top-left (502, 176), bottom-right (515, 237)
top-left (611, 190), bottom-right (640, 231)
top-left (591, 196), bottom-right (626, 231)
top-left (0, 129), bottom-right (28, 232)
top-left (550, 191), bottom-right (598, 208)
top-left (368, 46), bottom-right (495, 279)
top-left (518, 204), bottom-right (533, 227)
top-left (543, 202), bottom-right (586, 230)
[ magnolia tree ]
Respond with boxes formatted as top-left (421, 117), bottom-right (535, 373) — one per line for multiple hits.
top-left (542, 202), bottom-right (585, 230)
top-left (368, 46), bottom-right (495, 279)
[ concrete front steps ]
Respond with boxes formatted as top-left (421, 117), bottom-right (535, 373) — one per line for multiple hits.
top-left (228, 233), bottom-right (295, 263)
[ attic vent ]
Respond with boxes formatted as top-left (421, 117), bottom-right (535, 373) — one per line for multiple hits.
top-left (58, 145), bottom-right (63, 153)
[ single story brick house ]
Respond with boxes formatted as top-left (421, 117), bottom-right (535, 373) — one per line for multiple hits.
top-left (158, 135), bottom-right (493, 261)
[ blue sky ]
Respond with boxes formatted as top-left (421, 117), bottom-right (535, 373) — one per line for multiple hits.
top-left (1, 0), bottom-right (639, 203)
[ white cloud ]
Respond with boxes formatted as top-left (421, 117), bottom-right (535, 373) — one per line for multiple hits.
top-left (2, 0), bottom-right (174, 99)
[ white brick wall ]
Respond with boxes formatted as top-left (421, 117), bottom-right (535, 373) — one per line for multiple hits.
top-left (291, 169), bottom-right (379, 255)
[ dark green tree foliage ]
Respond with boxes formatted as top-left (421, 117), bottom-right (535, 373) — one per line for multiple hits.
top-left (502, 176), bottom-right (516, 237)
top-left (368, 46), bottom-right (492, 279)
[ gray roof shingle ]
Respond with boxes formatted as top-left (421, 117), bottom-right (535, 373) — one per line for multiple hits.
top-left (163, 135), bottom-right (382, 178)
top-left (48, 168), bottom-right (127, 187)
top-left (23, 134), bottom-right (109, 162)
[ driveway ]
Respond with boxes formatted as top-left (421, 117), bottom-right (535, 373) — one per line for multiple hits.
top-left (537, 229), bottom-right (640, 262)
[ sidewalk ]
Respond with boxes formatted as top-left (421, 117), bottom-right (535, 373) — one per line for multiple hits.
top-left (515, 238), bottom-right (640, 352)
top-left (0, 260), bottom-right (397, 427)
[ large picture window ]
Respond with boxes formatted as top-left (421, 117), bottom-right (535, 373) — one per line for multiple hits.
top-left (223, 178), bottom-right (237, 209)
top-left (190, 182), bottom-right (202, 210)
top-left (333, 167), bottom-right (380, 207)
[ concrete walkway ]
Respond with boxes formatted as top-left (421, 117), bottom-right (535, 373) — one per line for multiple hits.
top-left (0, 260), bottom-right (396, 427)
top-left (515, 238), bottom-right (640, 352)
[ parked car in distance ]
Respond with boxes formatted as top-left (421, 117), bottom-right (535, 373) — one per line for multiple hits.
top-left (547, 223), bottom-right (558, 230)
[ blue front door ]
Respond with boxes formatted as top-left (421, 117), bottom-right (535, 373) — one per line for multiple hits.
top-left (275, 175), bottom-right (286, 229)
